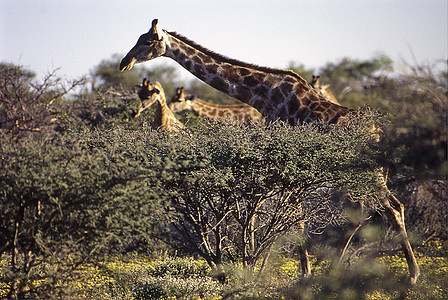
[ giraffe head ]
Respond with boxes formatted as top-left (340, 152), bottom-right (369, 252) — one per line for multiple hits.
top-left (311, 75), bottom-right (332, 94)
top-left (168, 87), bottom-right (196, 112)
top-left (134, 78), bottom-right (165, 118)
top-left (169, 87), bottom-right (191, 112)
top-left (169, 87), bottom-right (186, 110)
top-left (310, 75), bottom-right (339, 105)
top-left (171, 87), bottom-right (186, 103)
top-left (120, 19), bottom-right (168, 71)
top-left (310, 75), bottom-right (321, 88)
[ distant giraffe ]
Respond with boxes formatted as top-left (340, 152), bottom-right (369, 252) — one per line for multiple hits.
top-left (310, 75), bottom-right (340, 105)
top-left (169, 87), bottom-right (265, 123)
top-left (120, 19), bottom-right (420, 284)
top-left (135, 78), bottom-right (184, 131)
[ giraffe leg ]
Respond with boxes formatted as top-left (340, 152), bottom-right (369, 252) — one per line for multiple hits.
top-left (298, 245), bottom-right (311, 276)
top-left (377, 171), bottom-right (420, 285)
top-left (297, 218), bottom-right (311, 276)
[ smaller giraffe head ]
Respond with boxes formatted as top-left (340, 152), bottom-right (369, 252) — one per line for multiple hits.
top-left (170, 87), bottom-right (186, 103)
top-left (310, 75), bottom-right (320, 87)
top-left (310, 75), bottom-right (340, 105)
top-left (311, 75), bottom-right (329, 91)
top-left (120, 19), bottom-right (168, 71)
top-left (134, 78), bottom-right (164, 118)
top-left (169, 87), bottom-right (196, 113)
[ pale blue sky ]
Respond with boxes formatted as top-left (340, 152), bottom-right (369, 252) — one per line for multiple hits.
top-left (1, 0), bottom-right (447, 82)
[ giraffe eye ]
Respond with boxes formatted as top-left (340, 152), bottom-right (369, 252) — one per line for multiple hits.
top-left (142, 40), bottom-right (153, 46)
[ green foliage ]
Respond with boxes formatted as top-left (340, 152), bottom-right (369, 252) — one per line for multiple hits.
top-left (147, 255), bottom-right (210, 278)
top-left (320, 55), bottom-right (393, 83)
top-left (371, 63), bottom-right (447, 181)
top-left (132, 275), bottom-right (222, 299)
top-left (362, 62), bottom-right (447, 239)
top-left (131, 255), bottom-right (221, 299)
top-left (134, 115), bottom-right (383, 279)
top-left (3, 242), bottom-right (444, 299)
top-left (0, 129), bottom-right (171, 298)
top-left (58, 87), bottom-right (140, 131)
top-left (319, 55), bottom-right (393, 99)
top-left (0, 63), bottom-right (85, 137)
top-left (91, 54), bottom-right (141, 90)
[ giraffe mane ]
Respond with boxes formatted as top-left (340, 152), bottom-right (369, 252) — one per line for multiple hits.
top-left (167, 31), bottom-right (306, 82)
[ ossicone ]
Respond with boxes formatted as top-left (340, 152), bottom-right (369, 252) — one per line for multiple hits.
top-left (149, 19), bottom-right (162, 41)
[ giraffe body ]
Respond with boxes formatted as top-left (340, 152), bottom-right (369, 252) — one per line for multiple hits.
top-left (135, 78), bottom-right (184, 131)
top-left (120, 19), bottom-right (420, 284)
top-left (120, 20), bottom-right (354, 125)
top-left (169, 87), bottom-right (265, 124)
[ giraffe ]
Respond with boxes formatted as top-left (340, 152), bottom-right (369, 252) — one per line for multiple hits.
top-left (169, 87), bottom-right (265, 124)
top-left (120, 19), bottom-right (420, 284)
top-left (310, 75), bottom-right (340, 105)
top-left (135, 77), bottom-right (184, 131)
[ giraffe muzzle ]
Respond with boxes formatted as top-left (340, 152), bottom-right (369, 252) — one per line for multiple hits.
top-left (120, 56), bottom-right (136, 72)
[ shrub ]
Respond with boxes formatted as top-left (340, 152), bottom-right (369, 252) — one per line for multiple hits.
top-left (138, 114), bottom-right (383, 280)
top-left (147, 255), bottom-right (210, 278)
top-left (132, 275), bottom-right (222, 299)
top-left (0, 129), bottom-right (169, 298)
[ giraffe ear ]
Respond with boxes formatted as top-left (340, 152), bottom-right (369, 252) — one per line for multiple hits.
top-left (149, 19), bottom-right (163, 41)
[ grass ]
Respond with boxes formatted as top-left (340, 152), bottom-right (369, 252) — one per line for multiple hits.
top-left (1, 240), bottom-right (447, 299)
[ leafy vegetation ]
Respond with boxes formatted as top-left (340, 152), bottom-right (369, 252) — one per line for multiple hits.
top-left (0, 55), bottom-right (446, 299)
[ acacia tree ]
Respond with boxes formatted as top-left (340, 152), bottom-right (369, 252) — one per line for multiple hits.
top-left (0, 128), bottom-right (173, 299)
top-left (0, 63), bottom-right (85, 137)
top-left (144, 116), bottom-right (382, 282)
top-left (0, 64), bottom-right (170, 298)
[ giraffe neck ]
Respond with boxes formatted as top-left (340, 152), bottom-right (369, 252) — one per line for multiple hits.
top-left (163, 31), bottom-right (352, 124)
top-left (188, 98), bottom-right (265, 123)
top-left (154, 94), bottom-right (183, 131)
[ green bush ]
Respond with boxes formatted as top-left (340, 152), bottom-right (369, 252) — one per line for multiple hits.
top-left (134, 114), bottom-right (383, 280)
top-left (147, 255), bottom-right (210, 278)
top-left (132, 275), bottom-right (222, 299)
top-left (0, 129), bottom-right (170, 298)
